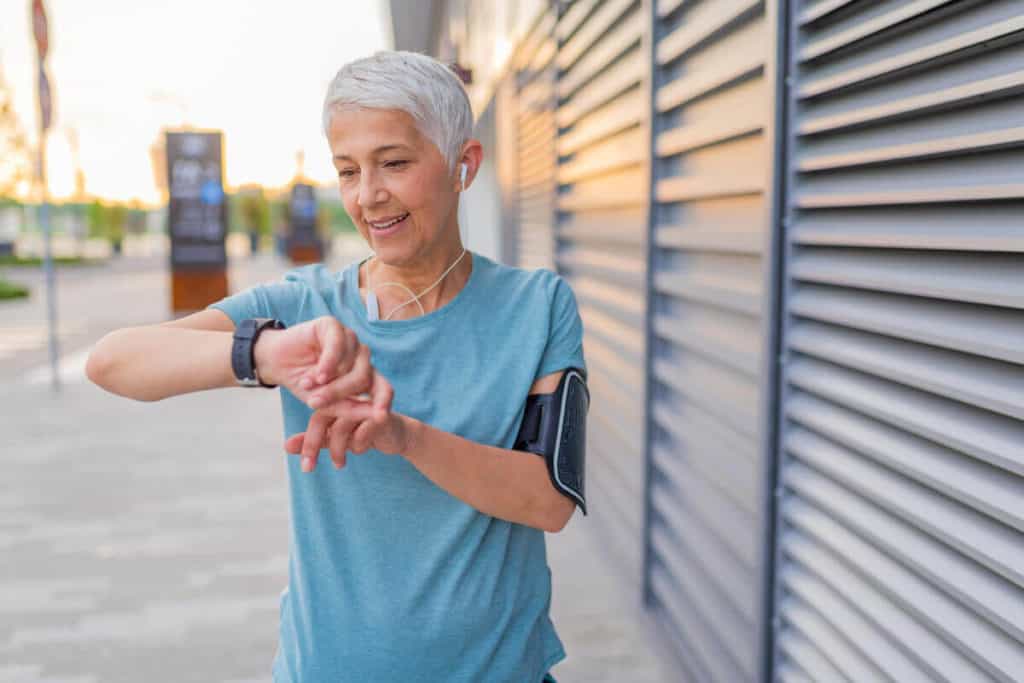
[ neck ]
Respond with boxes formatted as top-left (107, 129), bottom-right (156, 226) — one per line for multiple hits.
top-left (366, 239), bottom-right (472, 318)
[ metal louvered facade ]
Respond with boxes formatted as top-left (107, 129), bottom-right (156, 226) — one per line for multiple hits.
top-left (774, 1), bottom-right (1024, 682)
top-left (555, 0), bottom-right (651, 582)
top-left (515, 8), bottom-right (560, 270)
top-left (647, 1), bottom-right (777, 680)
top-left (397, 1), bottom-right (1024, 681)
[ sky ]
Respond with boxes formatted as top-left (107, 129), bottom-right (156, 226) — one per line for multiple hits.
top-left (0, 0), bottom-right (392, 203)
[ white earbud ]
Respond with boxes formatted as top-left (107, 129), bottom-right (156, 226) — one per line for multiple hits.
top-left (459, 163), bottom-right (468, 189)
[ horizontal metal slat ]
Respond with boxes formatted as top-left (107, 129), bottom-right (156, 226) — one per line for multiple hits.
top-left (656, 224), bottom-right (763, 254)
top-left (790, 204), bottom-right (1024, 251)
top-left (800, 0), bottom-right (959, 63)
top-left (800, 70), bottom-right (1024, 136)
top-left (658, 117), bottom-right (763, 158)
top-left (558, 89), bottom-right (645, 155)
top-left (557, 127), bottom-right (646, 184)
top-left (653, 354), bottom-right (760, 441)
top-left (782, 529), bottom-right (987, 682)
top-left (558, 10), bottom-right (643, 100)
top-left (657, 174), bottom-right (764, 203)
top-left (653, 267), bottom-right (762, 317)
top-left (656, 0), bottom-right (688, 19)
top-left (556, 0), bottom-right (598, 42)
top-left (557, 0), bottom-right (637, 71)
top-left (657, 50), bottom-right (763, 112)
top-left (658, 0), bottom-right (760, 65)
top-left (652, 401), bottom-right (759, 513)
top-left (797, 184), bottom-right (1024, 207)
top-left (786, 391), bottom-right (1024, 532)
top-left (653, 443), bottom-right (759, 569)
top-left (557, 223), bottom-right (646, 249)
top-left (778, 629), bottom-right (846, 683)
top-left (798, 0), bottom-right (859, 27)
top-left (799, 126), bottom-right (1024, 171)
top-left (791, 248), bottom-right (1024, 309)
top-left (786, 462), bottom-right (1024, 645)
top-left (583, 331), bottom-right (644, 397)
top-left (800, 16), bottom-right (1024, 100)
top-left (789, 321), bottom-right (1024, 420)
top-left (650, 462), bottom-right (759, 623)
top-left (780, 595), bottom-right (881, 683)
top-left (786, 428), bottom-right (1024, 588)
top-left (648, 519), bottom-right (756, 681)
top-left (780, 559), bottom-right (933, 682)
top-left (790, 283), bottom-right (1024, 364)
top-left (787, 357), bottom-right (1024, 477)
top-left (557, 50), bottom-right (644, 128)
top-left (573, 276), bottom-right (645, 327)
top-left (654, 308), bottom-right (761, 378)
top-left (649, 567), bottom-right (723, 683)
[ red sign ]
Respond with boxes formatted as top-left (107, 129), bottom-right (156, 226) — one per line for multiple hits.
top-left (32, 0), bottom-right (48, 60)
top-left (38, 67), bottom-right (52, 131)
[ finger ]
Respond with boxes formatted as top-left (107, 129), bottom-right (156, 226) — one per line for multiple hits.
top-left (308, 344), bottom-right (373, 409)
top-left (284, 432), bottom-right (304, 454)
top-left (327, 420), bottom-right (351, 469)
top-left (350, 417), bottom-right (380, 454)
top-left (301, 411), bottom-right (332, 471)
top-left (370, 370), bottom-right (394, 420)
top-left (313, 318), bottom-right (350, 385)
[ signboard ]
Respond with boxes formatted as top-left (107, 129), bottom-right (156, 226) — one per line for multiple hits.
top-left (289, 183), bottom-right (318, 245)
top-left (32, 0), bottom-right (48, 60)
top-left (165, 131), bottom-right (227, 269)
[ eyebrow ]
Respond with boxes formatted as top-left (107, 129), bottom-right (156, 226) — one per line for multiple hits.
top-left (334, 145), bottom-right (410, 161)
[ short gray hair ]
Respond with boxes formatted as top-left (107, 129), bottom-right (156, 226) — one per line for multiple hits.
top-left (322, 51), bottom-right (473, 172)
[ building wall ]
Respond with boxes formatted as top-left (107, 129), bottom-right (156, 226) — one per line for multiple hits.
top-left (399, 1), bottom-right (1024, 680)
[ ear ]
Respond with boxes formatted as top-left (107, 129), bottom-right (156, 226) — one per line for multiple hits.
top-left (454, 139), bottom-right (484, 191)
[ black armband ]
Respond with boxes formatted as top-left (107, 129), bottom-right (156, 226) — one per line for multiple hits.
top-left (514, 368), bottom-right (589, 514)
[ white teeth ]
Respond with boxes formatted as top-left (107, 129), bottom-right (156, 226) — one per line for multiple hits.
top-left (369, 214), bottom-right (407, 230)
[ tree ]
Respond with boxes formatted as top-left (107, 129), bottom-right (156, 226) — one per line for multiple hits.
top-left (0, 64), bottom-right (32, 199)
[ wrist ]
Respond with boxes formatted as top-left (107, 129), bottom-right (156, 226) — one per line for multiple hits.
top-left (252, 329), bottom-right (282, 386)
top-left (398, 415), bottom-right (426, 460)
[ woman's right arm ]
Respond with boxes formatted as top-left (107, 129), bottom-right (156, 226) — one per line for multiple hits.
top-left (86, 309), bottom-right (244, 402)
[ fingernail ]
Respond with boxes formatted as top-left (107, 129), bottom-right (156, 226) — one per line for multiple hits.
top-left (308, 396), bottom-right (321, 409)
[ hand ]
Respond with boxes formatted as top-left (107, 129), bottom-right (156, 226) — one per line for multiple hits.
top-left (253, 316), bottom-right (376, 407)
top-left (284, 388), bottom-right (414, 473)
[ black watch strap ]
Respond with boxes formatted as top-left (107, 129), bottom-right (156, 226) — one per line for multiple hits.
top-left (232, 318), bottom-right (286, 387)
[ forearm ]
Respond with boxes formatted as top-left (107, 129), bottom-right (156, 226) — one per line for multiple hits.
top-left (87, 326), bottom-right (237, 401)
top-left (401, 417), bottom-right (575, 532)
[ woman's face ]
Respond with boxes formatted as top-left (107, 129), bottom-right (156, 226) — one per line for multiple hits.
top-left (327, 107), bottom-right (459, 267)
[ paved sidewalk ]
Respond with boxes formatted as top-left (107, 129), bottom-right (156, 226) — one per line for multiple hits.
top-left (1, 250), bottom-right (675, 683)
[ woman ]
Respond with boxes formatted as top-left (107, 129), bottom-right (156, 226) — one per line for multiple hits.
top-left (87, 51), bottom-right (585, 682)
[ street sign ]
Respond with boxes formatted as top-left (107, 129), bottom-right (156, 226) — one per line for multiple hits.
top-left (165, 131), bottom-right (227, 269)
top-left (31, 0), bottom-right (48, 61)
top-left (38, 67), bottom-right (52, 131)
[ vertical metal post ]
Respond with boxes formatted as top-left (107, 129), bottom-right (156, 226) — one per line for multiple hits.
top-left (38, 102), bottom-right (59, 391)
top-left (758, 0), bottom-right (793, 680)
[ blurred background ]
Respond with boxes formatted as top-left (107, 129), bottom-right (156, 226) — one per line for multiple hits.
top-left (4, 1), bottom-right (1024, 683)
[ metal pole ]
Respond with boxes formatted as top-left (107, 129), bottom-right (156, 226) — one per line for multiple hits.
top-left (38, 100), bottom-right (59, 391)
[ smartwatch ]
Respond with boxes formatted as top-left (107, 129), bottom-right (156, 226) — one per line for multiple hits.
top-left (232, 318), bottom-right (286, 387)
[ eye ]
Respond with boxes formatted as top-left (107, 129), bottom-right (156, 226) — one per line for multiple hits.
top-left (338, 168), bottom-right (357, 180)
top-left (383, 160), bottom-right (408, 169)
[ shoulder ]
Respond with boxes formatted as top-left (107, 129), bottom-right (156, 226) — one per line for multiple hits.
top-left (473, 255), bottom-right (574, 309)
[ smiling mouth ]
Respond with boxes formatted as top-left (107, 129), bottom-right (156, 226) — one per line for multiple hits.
top-left (368, 213), bottom-right (410, 230)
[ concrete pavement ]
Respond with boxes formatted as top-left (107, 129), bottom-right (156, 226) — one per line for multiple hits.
top-left (1, 247), bottom-right (675, 682)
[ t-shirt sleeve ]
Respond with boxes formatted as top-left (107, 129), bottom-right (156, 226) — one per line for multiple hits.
top-left (207, 280), bottom-right (306, 328)
top-left (536, 275), bottom-right (586, 381)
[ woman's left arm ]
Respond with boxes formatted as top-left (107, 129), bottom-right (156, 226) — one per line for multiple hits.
top-left (287, 370), bottom-right (577, 533)
top-left (400, 371), bottom-right (576, 533)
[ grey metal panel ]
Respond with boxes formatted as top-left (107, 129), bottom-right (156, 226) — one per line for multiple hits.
top-left (775, 2), bottom-right (1024, 678)
top-left (648, 1), bottom-right (774, 680)
top-left (515, 8), bottom-right (559, 271)
top-left (553, 0), bottom-right (650, 585)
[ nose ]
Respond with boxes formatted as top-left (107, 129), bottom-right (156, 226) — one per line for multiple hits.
top-left (357, 171), bottom-right (388, 209)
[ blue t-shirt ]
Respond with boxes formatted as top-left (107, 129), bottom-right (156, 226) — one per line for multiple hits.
top-left (210, 253), bottom-right (585, 683)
